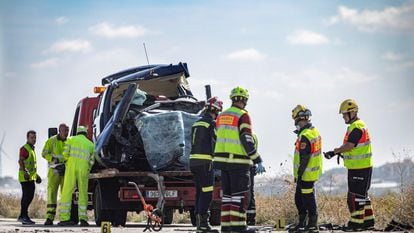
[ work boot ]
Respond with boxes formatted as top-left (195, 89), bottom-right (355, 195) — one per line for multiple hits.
top-left (44, 218), bottom-right (53, 225)
top-left (342, 221), bottom-right (364, 232)
top-left (307, 215), bottom-right (319, 233)
top-left (197, 213), bottom-right (218, 233)
top-left (20, 216), bottom-right (35, 225)
top-left (57, 220), bottom-right (76, 226)
top-left (247, 213), bottom-right (256, 226)
top-left (290, 214), bottom-right (307, 232)
top-left (363, 219), bottom-right (375, 230)
top-left (196, 214), bottom-right (200, 229)
top-left (80, 219), bottom-right (89, 227)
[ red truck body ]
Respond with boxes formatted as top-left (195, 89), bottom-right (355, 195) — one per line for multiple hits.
top-left (71, 95), bottom-right (222, 226)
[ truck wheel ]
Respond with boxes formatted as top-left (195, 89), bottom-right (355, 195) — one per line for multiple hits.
top-left (94, 184), bottom-right (111, 226)
top-left (70, 203), bottom-right (79, 224)
top-left (111, 210), bottom-right (127, 227)
top-left (209, 209), bottom-right (221, 226)
top-left (162, 208), bottom-right (174, 224)
top-left (189, 209), bottom-right (197, 226)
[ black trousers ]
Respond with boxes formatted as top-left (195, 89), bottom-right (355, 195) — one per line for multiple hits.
top-left (20, 181), bottom-right (35, 217)
top-left (190, 164), bottom-right (214, 215)
top-left (295, 180), bottom-right (317, 216)
top-left (247, 166), bottom-right (256, 223)
top-left (220, 168), bottom-right (250, 232)
top-left (347, 167), bottom-right (374, 226)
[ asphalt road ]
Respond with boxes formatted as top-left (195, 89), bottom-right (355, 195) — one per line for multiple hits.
top-left (0, 218), bottom-right (391, 232)
top-left (0, 218), bottom-right (223, 233)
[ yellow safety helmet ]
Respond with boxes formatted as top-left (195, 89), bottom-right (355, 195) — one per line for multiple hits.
top-left (339, 99), bottom-right (358, 114)
top-left (230, 86), bottom-right (249, 101)
top-left (77, 125), bottom-right (88, 134)
top-left (292, 105), bottom-right (312, 120)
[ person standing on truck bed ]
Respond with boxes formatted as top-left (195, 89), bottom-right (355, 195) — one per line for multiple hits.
top-left (42, 123), bottom-right (69, 225)
top-left (58, 126), bottom-right (95, 226)
top-left (190, 96), bottom-right (223, 233)
top-left (324, 99), bottom-right (375, 231)
top-left (214, 86), bottom-right (263, 233)
top-left (17, 130), bottom-right (42, 225)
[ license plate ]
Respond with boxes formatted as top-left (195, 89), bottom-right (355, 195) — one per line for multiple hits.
top-left (146, 190), bottom-right (178, 198)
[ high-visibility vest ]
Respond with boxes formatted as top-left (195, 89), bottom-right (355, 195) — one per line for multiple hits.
top-left (18, 144), bottom-right (37, 182)
top-left (63, 135), bottom-right (95, 168)
top-left (42, 135), bottom-right (66, 166)
top-left (293, 126), bottom-right (323, 181)
top-left (343, 119), bottom-right (372, 169)
top-left (214, 106), bottom-right (252, 166)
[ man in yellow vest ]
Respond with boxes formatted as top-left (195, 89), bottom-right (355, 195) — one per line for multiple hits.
top-left (291, 105), bottom-right (322, 233)
top-left (58, 126), bottom-right (95, 226)
top-left (190, 97), bottom-right (222, 233)
top-left (325, 99), bottom-right (375, 231)
top-left (214, 86), bottom-right (263, 233)
top-left (42, 123), bottom-right (69, 225)
top-left (18, 130), bottom-right (41, 225)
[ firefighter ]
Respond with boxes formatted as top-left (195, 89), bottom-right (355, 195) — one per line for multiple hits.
top-left (291, 105), bottom-right (322, 233)
top-left (246, 133), bottom-right (266, 226)
top-left (42, 123), bottom-right (69, 225)
top-left (17, 130), bottom-right (41, 225)
top-left (58, 126), bottom-right (95, 226)
top-left (324, 99), bottom-right (375, 231)
top-left (190, 96), bottom-right (223, 233)
top-left (214, 86), bottom-right (263, 233)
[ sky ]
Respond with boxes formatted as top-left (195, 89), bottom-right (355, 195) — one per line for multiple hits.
top-left (0, 0), bottom-right (413, 178)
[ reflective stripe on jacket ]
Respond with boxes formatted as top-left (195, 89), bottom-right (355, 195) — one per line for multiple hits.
top-left (190, 114), bottom-right (216, 167)
top-left (343, 119), bottom-right (372, 169)
top-left (18, 144), bottom-right (37, 182)
top-left (293, 126), bottom-right (323, 181)
top-left (214, 107), bottom-right (252, 169)
top-left (63, 135), bottom-right (95, 169)
top-left (42, 135), bottom-right (66, 167)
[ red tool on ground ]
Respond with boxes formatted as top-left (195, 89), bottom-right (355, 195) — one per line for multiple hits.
top-left (128, 181), bottom-right (163, 232)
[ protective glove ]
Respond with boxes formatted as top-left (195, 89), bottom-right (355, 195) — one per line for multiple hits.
top-left (255, 162), bottom-right (266, 175)
top-left (23, 171), bottom-right (30, 181)
top-left (35, 174), bottom-right (42, 184)
top-left (324, 151), bottom-right (336, 159)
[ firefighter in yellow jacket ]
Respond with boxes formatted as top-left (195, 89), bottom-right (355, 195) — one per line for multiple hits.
top-left (58, 126), bottom-right (95, 226)
top-left (291, 105), bottom-right (322, 233)
top-left (325, 99), bottom-right (374, 231)
top-left (214, 87), bottom-right (264, 233)
top-left (42, 123), bottom-right (69, 225)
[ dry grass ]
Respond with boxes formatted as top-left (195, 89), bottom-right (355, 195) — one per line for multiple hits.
top-left (0, 192), bottom-right (46, 219)
top-left (255, 182), bottom-right (414, 229)
top-left (1, 183), bottom-right (413, 229)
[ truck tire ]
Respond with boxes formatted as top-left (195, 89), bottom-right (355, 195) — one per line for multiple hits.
top-left (189, 209), bottom-right (197, 226)
top-left (209, 209), bottom-right (221, 226)
top-left (94, 184), bottom-right (111, 226)
top-left (111, 210), bottom-right (127, 227)
top-left (162, 208), bottom-right (174, 224)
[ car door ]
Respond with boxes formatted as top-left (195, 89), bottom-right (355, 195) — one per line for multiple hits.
top-left (94, 83), bottom-right (136, 167)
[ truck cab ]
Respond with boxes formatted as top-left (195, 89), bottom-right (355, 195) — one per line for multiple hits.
top-left (70, 62), bottom-right (221, 227)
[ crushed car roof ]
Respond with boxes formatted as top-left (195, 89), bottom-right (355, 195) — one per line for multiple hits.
top-left (101, 62), bottom-right (190, 85)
